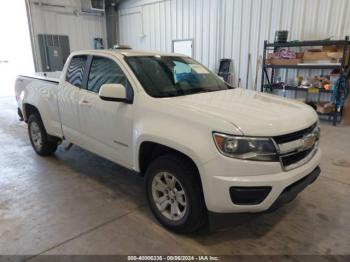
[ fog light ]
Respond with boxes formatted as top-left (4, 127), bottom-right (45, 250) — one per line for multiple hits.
top-left (229, 186), bottom-right (272, 205)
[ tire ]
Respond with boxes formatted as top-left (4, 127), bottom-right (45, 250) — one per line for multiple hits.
top-left (145, 154), bottom-right (207, 233)
top-left (28, 113), bottom-right (58, 156)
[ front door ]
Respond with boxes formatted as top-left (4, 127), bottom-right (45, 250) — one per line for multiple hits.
top-left (78, 55), bottom-right (134, 167)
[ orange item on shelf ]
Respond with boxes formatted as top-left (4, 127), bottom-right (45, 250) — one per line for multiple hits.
top-left (324, 84), bottom-right (332, 90)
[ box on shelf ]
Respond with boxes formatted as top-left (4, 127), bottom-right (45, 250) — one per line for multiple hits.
top-left (308, 87), bottom-right (320, 94)
top-left (303, 51), bottom-right (330, 60)
top-left (322, 45), bottom-right (343, 52)
top-left (268, 58), bottom-right (302, 66)
top-left (317, 102), bottom-right (334, 114)
top-left (303, 50), bottom-right (342, 63)
top-left (327, 51), bottom-right (343, 60)
top-left (295, 52), bottom-right (304, 59)
top-left (322, 46), bottom-right (350, 65)
top-left (267, 52), bottom-right (303, 60)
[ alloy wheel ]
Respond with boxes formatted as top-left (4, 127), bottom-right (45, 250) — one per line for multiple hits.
top-left (151, 172), bottom-right (187, 221)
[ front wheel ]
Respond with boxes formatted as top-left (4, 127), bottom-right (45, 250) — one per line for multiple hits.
top-left (145, 154), bottom-right (207, 233)
top-left (28, 113), bottom-right (58, 156)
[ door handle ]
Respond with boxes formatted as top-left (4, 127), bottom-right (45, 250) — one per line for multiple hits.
top-left (79, 100), bottom-right (92, 107)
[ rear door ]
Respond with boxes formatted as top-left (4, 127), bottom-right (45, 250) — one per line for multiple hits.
top-left (78, 55), bottom-right (134, 167)
top-left (58, 55), bottom-right (88, 144)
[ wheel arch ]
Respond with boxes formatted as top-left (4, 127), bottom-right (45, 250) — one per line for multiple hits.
top-left (137, 141), bottom-right (202, 178)
top-left (23, 103), bottom-right (40, 122)
top-left (24, 103), bottom-right (60, 143)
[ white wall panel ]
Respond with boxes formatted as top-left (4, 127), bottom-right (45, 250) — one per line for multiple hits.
top-left (119, 0), bottom-right (350, 90)
top-left (28, 0), bottom-right (107, 71)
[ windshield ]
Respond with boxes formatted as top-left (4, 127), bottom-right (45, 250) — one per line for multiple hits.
top-left (125, 56), bottom-right (230, 98)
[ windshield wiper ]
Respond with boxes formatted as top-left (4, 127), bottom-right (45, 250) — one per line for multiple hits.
top-left (185, 89), bottom-right (217, 95)
top-left (156, 92), bottom-right (184, 98)
top-left (157, 89), bottom-right (219, 98)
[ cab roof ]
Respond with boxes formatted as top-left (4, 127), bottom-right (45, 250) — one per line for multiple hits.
top-left (71, 49), bottom-right (187, 58)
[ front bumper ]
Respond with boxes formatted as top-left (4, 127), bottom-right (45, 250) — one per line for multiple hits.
top-left (199, 147), bottom-right (321, 213)
top-left (268, 166), bottom-right (320, 211)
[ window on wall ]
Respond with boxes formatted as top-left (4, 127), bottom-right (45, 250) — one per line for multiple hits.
top-left (173, 40), bottom-right (193, 57)
top-left (66, 55), bottom-right (87, 87)
top-left (87, 56), bottom-right (129, 93)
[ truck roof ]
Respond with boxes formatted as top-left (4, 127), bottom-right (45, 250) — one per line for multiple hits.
top-left (71, 49), bottom-right (187, 58)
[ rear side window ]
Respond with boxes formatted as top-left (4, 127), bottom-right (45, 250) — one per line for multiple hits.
top-left (87, 56), bottom-right (130, 93)
top-left (66, 55), bottom-right (87, 87)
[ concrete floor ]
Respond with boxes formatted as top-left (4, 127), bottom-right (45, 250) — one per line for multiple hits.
top-left (0, 96), bottom-right (350, 257)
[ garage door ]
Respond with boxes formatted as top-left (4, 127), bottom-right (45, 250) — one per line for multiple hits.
top-left (0, 1), bottom-right (34, 97)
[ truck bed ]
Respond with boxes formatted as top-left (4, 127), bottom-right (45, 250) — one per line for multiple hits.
top-left (19, 71), bottom-right (61, 83)
top-left (15, 72), bottom-right (63, 139)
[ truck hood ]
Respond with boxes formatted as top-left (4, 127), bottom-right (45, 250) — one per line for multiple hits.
top-left (167, 89), bottom-right (317, 136)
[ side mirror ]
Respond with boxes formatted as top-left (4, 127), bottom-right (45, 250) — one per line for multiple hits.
top-left (99, 83), bottom-right (130, 103)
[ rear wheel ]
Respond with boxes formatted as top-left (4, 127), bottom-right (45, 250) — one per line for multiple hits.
top-left (145, 154), bottom-right (207, 233)
top-left (28, 113), bottom-right (58, 156)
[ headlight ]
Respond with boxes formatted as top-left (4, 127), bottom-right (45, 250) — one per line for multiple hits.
top-left (213, 132), bottom-right (278, 161)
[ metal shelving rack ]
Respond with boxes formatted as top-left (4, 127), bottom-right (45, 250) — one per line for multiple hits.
top-left (261, 36), bottom-right (350, 125)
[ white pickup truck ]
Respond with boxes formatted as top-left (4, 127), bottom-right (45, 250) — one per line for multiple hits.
top-left (15, 49), bottom-right (321, 233)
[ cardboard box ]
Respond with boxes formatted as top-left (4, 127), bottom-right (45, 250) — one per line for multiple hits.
top-left (323, 45), bottom-right (342, 52)
top-left (321, 47), bottom-right (350, 66)
top-left (317, 102), bottom-right (334, 114)
top-left (295, 52), bottom-right (304, 59)
top-left (269, 58), bottom-right (302, 66)
top-left (267, 52), bottom-right (303, 59)
top-left (303, 51), bottom-right (330, 60)
top-left (327, 51), bottom-right (343, 60)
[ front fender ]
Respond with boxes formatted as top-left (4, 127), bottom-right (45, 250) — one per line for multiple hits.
top-left (134, 135), bottom-right (204, 172)
top-left (132, 120), bottom-right (228, 213)
top-left (132, 117), bottom-right (221, 173)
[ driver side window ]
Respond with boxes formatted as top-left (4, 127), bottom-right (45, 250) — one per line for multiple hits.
top-left (87, 56), bottom-right (130, 93)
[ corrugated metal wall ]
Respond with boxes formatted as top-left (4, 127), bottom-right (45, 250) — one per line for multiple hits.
top-left (118, 0), bottom-right (350, 90)
top-left (27, 0), bottom-right (107, 71)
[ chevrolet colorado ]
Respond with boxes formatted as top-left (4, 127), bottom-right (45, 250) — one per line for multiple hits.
top-left (15, 49), bottom-right (321, 233)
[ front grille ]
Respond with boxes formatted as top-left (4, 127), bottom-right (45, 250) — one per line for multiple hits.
top-left (281, 148), bottom-right (313, 167)
top-left (274, 122), bottom-right (317, 144)
top-left (273, 122), bottom-right (319, 170)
